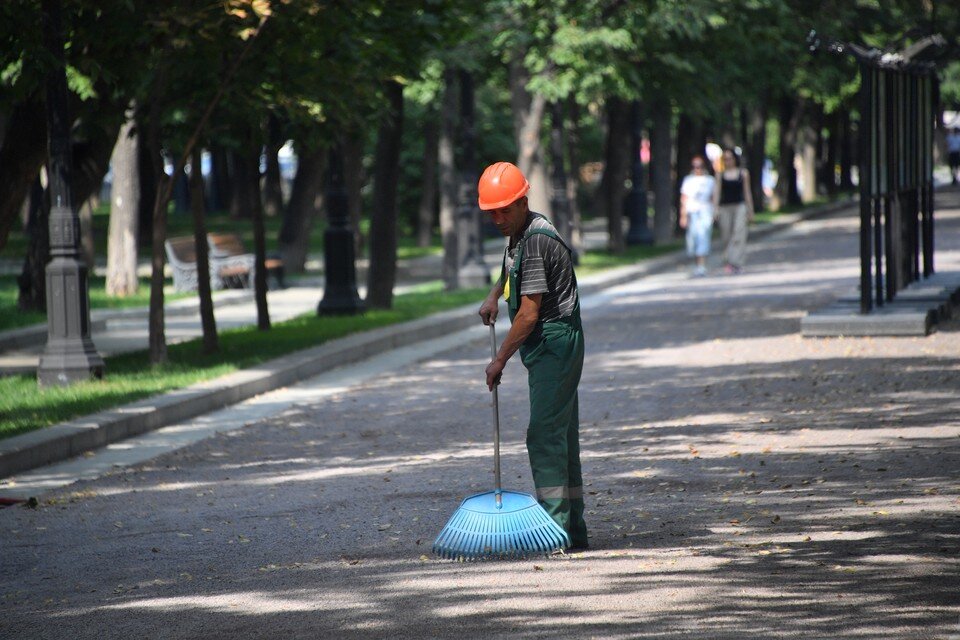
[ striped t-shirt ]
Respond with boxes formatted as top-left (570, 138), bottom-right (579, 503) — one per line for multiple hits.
top-left (503, 213), bottom-right (578, 322)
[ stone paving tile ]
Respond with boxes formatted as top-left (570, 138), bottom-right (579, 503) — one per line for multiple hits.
top-left (1, 194), bottom-right (959, 639)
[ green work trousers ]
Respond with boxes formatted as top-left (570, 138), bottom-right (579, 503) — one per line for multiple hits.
top-left (519, 316), bottom-right (588, 547)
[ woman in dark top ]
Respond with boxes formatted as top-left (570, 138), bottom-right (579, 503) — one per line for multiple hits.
top-left (712, 149), bottom-right (755, 274)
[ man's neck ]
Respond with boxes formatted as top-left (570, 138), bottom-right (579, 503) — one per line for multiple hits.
top-left (510, 212), bottom-right (535, 247)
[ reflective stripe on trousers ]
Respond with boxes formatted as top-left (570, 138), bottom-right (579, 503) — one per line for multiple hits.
top-left (536, 485), bottom-right (584, 500)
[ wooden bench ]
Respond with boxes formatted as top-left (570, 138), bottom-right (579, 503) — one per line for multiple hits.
top-left (208, 233), bottom-right (284, 290)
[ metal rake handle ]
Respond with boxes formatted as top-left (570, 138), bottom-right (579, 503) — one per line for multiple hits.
top-left (490, 323), bottom-right (503, 509)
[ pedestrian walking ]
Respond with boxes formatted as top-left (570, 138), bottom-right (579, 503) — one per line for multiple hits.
top-left (713, 148), bottom-right (755, 274)
top-left (947, 127), bottom-right (960, 185)
top-left (679, 156), bottom-right (715, 277)
top-left (476, 161), bottom-right (589, 550)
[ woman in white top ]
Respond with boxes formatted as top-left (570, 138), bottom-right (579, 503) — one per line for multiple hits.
top-left (679, 156), bottom-right (715, 277)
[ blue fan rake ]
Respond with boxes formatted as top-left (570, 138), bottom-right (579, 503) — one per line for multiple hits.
top-left (433, 323), bottom-right (570, 560)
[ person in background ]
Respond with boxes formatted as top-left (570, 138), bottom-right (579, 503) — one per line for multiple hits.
top-left (679, 156), bottom-right (715, 277)
top-left (713, 148), bottom-right (755, 274)
top-left (947, 127), bottom-right (960, 185)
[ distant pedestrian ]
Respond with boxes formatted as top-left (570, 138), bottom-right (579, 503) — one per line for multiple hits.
top-left (679, 156), bottom-right (715, 277)
top-left (713, 148), bottom-right (755, 274)
top-left (947, 127), bottom-right (960, 185)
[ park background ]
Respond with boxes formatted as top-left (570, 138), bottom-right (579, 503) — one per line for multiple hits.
top-left (0, 0), bottom-right (959, 437)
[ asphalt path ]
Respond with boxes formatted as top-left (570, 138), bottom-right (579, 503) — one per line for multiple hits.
top-left (2, 197), bottom-right (960, 639)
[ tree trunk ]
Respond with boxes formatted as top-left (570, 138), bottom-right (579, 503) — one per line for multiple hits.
top-left (208, 144), bottom-right (230, 212)
top-left (417, 112), bottom-right (439, 248)
top-left (838, 109), bottom-right (854, 190)
top-left (146, 90), bottom-right (169, 366)
top-left (800, 126), bottom-right (818, 203)
top-left (599, 97), bottom-right (630, 253)
top-left (674, 112), bottom-right (707, 221)
top-left (798, 103), bottom-right (822, 203)
top-left (248, 142), bottom-right (270, 330)
top-left (776, 96), bottom-right (803, 207)
top-left (366, 81), bottom-right (404, 309)
top-left (548, 101), bottom-right (572, 245)
top-left (73, 120), bottom-right (120, 214)
top-left (262, 113), bottom-right (284, 217)
top-left (16, 177), bottom-right (48, 311)
top-left (77, 198), bottom-right (95, 268)
top-left (343, 128), bottom-right (366, 255)
top-left (564, 97), bottom-right (583, 255)
top-left (138, 128), bottom-right (156, 246)
top-left (229, 149), bottom-right (252, 219)
top-left (278, 146), bottom-right (325, 273)
top-left (106, 109), bottom-right (140, 297)
top-left (439, 68), bottom-right (459, 290)
top-left (508, 58), bottom-right (551, 219)
top-left (823, 111), bottom-right (839, 197)
top-left (746, 103), bottom-right (767, 211)
top-left (172, 158), bottom-right (190, 214)
top-left (189, 144), bottom-right (219, 352)
top-left (0, 96), bottom-right (48, 251)
top-left (650, 96), bottom-right (674, 244)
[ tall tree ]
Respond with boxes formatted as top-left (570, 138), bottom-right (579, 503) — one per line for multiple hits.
top-left (105, 107), bottom-right (140, 297)
top-left (278, 145), bottom-right (325, 273)
top-left (188, 144), bottom-right (219, 353)
top-left (366, 80), bottom-right (404, 309)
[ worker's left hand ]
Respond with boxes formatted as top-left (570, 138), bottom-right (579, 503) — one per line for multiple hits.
top-left (485, 359), bottom-right (504, 391)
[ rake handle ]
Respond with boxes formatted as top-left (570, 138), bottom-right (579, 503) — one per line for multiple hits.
top-left (489, 323), bottom-right (503, 509)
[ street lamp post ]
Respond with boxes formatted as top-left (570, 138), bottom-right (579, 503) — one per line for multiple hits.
top-left (37, 0), bottom-right (104, 386)
top-left (624, 100), bottom-right (653, 245)
top-left (317, 143), bottom-right (364, 315)
top-left (455, 70), bottom-right (489, 288)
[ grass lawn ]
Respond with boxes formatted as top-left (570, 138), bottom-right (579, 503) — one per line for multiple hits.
top-left (0, 285), bottom-right (486, 440)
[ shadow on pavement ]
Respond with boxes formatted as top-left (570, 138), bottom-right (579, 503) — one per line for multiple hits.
top-left (1, 199), bottom-right (959, 639)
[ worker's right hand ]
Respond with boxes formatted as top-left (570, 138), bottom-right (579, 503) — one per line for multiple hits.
top-left (485, 359), bottom-right (504, 391)
top-left (478, 296), bottom-right (499, 326)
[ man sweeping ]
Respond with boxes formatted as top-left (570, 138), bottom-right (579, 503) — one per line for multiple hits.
top-left (477, 161), bottom-right (589, 550)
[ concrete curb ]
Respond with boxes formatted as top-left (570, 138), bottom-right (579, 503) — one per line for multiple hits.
top-left (0, 197), bottom-right (858, 481)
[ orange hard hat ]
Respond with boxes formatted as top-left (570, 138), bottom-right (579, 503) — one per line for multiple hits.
top-left (477, 162), bottom-right (529, 210)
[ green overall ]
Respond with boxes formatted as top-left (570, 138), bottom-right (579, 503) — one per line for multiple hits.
top-left (504, 219), bottom-right (588, 547)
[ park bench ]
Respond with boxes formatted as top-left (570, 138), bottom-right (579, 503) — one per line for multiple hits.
top-left (165, 236), bottom-right (220, 292)
top-left (207, 232), bottom-right (285, 290)
top-left (164, 234), bottom-right (284, 292)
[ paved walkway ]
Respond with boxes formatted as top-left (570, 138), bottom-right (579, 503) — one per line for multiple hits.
top-left (2, 194), bottom-right (960, 638)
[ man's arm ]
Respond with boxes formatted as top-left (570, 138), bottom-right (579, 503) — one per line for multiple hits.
top-left (479, 278), bottom-right (504, 326)
top-left (485, 293), bottom-right (541, 390)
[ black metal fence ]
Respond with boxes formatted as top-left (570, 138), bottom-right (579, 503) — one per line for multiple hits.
top-left (858, 60), bottom-right (938, 313)
top-left (811, 32), bottom-right (940, 314)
